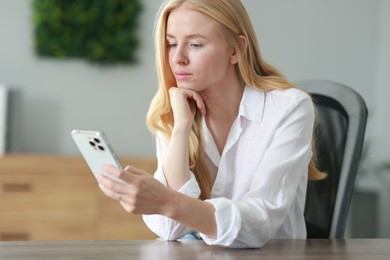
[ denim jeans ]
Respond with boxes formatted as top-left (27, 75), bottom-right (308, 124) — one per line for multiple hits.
top-left (179, 230), bottom-right (202, 240)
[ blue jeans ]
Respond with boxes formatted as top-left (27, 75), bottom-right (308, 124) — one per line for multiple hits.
top-left (179, 230), bottom-right (202, 240)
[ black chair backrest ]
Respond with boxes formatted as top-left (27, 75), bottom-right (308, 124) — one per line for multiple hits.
top-left (295, 80), bottom-right (368, 238)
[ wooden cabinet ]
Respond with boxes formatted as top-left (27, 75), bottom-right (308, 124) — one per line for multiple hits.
top-left (0, 155), bottom-right (157, 241)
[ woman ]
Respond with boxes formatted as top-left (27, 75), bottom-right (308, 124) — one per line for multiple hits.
top-left (98, 0), bottom-right (325, 248)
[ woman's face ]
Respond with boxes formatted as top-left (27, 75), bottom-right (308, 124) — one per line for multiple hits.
top-left (166, 7), bottom-right (237, 92)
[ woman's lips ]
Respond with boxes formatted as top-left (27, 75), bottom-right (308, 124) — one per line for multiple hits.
top-left (174, 72), bottom-right (193, 80)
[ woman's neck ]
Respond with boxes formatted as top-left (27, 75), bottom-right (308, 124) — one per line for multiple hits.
top-left (202, 82), bottom-right (245, 122)
top-left (202, 82), bottom-right (245, 155)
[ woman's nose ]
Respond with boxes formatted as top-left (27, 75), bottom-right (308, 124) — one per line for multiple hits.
top-left (172, 46), bottom-right (189, 65)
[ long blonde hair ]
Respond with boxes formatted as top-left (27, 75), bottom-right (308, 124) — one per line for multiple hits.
top-left (147, 0), bottom-right (325, 200)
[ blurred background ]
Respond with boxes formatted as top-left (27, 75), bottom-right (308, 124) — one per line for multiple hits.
top-left (0, 0), bottom-right (389, 238)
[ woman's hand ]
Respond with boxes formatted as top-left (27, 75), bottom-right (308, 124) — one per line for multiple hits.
top-left (98, 165), bottom-right (217, 238)
top-left (97, 164), bottom-right (171, 215)
top-left (168, 87), bottom-right (206, 130)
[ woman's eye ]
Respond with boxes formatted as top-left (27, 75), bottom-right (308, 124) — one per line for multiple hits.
top-left (190, 43), bottom-right (202, 48)
top-left (168, 43), bottom-right (177, 48)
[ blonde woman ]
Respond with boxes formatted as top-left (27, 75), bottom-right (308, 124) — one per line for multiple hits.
top-left (98, 0), bottom-right (324, 248)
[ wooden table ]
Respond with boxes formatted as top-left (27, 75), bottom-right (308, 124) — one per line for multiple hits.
top-left (0, 239), bottom-right (389, 259)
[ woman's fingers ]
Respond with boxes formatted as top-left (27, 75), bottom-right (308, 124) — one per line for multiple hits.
top-left (98, 164), bottom-right (149, 198)
top-left (98, 164), bottom-right (171, 215)
top-left (101, 164), bottom-right (142, 183)
top-left (124, 165), bottom-right (149, 176)
top-left (97, 176), bottom-right (124, 200)
top-left (193, 92), bottom-right (206, 115)
top-left (169, 87), bottom-right (206, 115)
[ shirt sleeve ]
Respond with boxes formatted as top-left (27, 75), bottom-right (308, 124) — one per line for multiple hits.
top-left (142, 131), bottom-right (201, 240)
top-left (200, 93), bottom-right (314, 248)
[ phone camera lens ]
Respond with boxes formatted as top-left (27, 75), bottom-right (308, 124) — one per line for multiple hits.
top-left (89, 141), bottom-right (96, 147)
top-left (94, 138), bottom-right (101, 143)
top-left (98, 145), bottom-right (105, 151)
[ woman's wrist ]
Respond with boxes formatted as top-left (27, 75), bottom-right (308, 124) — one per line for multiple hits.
top-left (160, 188), bottom-right (182, 219)
top-left (160, 189), bottom-right (217, 238)
top-left (172, 124), bottom-right (192, 137)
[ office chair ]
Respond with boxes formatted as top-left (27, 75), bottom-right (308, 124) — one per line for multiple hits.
top-left (295, 80), bottom-right (368, 238)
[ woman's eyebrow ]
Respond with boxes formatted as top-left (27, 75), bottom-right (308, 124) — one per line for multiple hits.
top-left (166, 33), bottom-right (207, 40)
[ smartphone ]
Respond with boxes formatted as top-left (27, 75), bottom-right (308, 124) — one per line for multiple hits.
top-left (71, 130), bottom-right (126, 184)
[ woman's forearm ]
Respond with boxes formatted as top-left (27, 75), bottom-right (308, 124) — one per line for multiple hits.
top-left (163, 126), bottom-right (191, 190)
top-left (163, 188), bottom-right (217, 238)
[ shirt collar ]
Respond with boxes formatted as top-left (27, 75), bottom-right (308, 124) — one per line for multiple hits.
top-left (239, 86), bottom-right (265, 123)
top-left (202, 86), bottom-right (265, 166)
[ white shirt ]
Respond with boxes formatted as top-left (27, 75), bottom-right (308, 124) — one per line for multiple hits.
top-left (143, 86), bottom-right (314, 248)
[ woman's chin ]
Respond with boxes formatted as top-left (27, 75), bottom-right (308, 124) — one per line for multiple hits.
top-left (177, 84), bottom-right (198, 91)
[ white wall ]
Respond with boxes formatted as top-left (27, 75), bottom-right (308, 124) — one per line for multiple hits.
top-left (244, 0), bottom-right (377, 104)
top-left (373, 0), bottom-right (390, 162)
top-left (0, 0), bottom-right (383, 156)
top-left (371, 0), bottom-right (390, 238)
top-left (0, 0), bottom-right (161, 155)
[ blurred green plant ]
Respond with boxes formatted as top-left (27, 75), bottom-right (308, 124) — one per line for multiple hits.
top-left (33, 0), bottom-right (142, 64)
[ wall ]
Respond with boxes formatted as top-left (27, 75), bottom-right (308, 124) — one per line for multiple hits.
top-left (0, 0), bottom-right (160, 156)
top-left (371, 0), bottom-right (390, 238)
top-left (0, 0), bottom-right (382, 156)
top-left (243, 0), bottom-right (377, 104)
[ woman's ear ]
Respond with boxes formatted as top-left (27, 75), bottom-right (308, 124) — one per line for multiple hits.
top-left (230, 35), bottom-right (248, 64)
